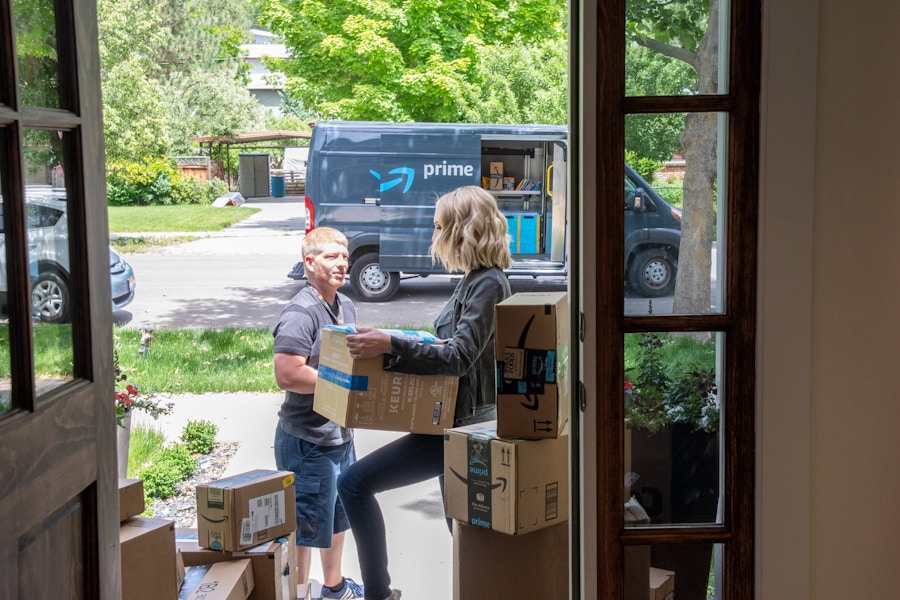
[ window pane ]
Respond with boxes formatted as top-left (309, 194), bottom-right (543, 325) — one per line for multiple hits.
top-left (14, 0), bottom-right (61, 108)
top-left (625, 0), bottom-right (730, 96)
top-left (26, 129), bottom-right (73, 395)
top-left (624, 332), bottom-right (722, 527)
top-left (0, 160), bottom-right (8, 414)
top-left (625, 113), bottom-right (726, 316)
top-left (625, 543), bottom-right (723, 600)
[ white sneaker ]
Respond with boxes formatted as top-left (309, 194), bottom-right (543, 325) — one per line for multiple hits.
top-left (297, 582), bottom-right (310, 600)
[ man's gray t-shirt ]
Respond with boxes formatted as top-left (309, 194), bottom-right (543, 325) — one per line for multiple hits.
top-left (272, 285), bottom-right (357, 446)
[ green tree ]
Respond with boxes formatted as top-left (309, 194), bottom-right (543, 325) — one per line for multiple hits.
top-left (464, 37), bottom-right (568, 125)
top-left (256, 0), bottom-right (566, 122)
top-left (103, 57), bottom-right (172, 162)
top-left (627, 0), bottom-right (718, 315)
top-left (98, 0), bottom-right (262, 159)
top-left (14, 0), bottom-right (64, 109)
top-left (625, 44), bottom-right (696, 162)
top-left (97, 0), bottom-right (164, 69)
top-left (164, 71), bottom-right (266, 154)
top-left (155, 0), bottom-right (251, 78)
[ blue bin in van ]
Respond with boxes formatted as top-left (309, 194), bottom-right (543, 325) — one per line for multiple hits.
top-left (504, 213), bottom-right (520, 253)
top-left (519, 213), bottom-right (540, 253)
top-left (271, 175), bottom-right (286, 197)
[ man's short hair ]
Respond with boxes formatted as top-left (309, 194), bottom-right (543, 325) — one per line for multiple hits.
top-left (302, 227), bottom-right (349, 261)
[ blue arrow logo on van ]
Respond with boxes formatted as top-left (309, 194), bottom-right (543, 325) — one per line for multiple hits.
top-left (370, 168), bottom-right (415, 193)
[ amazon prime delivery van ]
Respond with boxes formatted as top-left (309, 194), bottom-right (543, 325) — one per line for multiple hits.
top-left (290, 121), bottom-right (681, 302)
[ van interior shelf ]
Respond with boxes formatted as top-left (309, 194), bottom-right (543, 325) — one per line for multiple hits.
top-left (491, 190), bottom-right (542, 196)
top-left (482, 147), bottom-right (536, 157)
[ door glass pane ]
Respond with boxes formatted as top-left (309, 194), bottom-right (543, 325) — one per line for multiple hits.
top-left (26, 129), bottom-right (73, 395)
top-left (625, 113), bottom-right (726, 316)
top-left (0, 161), bottom-right (8, 414)
top-left (625, 0), bottom-right (730, 96)
top-left (14, 0), bottom-right (62, 108)
top-left (625, 543), bottom-right (723, 600)
top-left (624, 332), bottom-right (722, 527)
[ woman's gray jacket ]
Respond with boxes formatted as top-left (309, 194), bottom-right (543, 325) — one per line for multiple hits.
top-left (383, 266), bottom-right (511, 426)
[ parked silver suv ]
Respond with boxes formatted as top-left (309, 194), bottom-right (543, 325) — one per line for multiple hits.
top-left (0, 192), bottom-right (136, 323)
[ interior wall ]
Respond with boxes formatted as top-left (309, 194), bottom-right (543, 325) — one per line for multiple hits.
top-left (757, 0), bottom-right (817, 596)
top-left (759, 0), bottom-right (900, 597)
top-left (808, 0), bottom-right (900, 596)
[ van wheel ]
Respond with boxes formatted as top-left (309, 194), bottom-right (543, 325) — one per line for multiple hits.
top-left (349, 253), bottom-right (401, 301)
top-left (32, 270), bottom-right (70, 323)
top-left (628, 248), bottom-right (676, 298)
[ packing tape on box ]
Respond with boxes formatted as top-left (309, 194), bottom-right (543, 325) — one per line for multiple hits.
top-left (325, 324), bottom-right (440, 344)
top-left (318, 365), bottom-right (368, 390)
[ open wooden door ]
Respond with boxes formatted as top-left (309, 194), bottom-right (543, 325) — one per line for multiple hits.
top-left (0, 0), bottom-right (120, 597)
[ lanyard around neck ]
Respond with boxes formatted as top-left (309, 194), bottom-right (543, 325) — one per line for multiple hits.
top-left (314, 290), bottom-right (343, 325)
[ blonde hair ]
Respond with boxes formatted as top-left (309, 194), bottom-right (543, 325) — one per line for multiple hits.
top-left (302, 227), bottom-right (348, 276)
top-left (431, 186), bottom-right (512, 273)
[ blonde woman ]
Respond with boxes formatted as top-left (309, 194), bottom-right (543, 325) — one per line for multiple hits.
top-left (338, 185), bottom-right (512, 600)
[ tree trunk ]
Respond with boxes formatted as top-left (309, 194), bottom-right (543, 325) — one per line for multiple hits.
top-left (673, 0), bottom-right (719, 317)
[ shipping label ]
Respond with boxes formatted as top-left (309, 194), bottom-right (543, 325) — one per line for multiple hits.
top-left (248, 490), bottom-right (286, 535)
top-left (206, 487), bottom-right (225, 510)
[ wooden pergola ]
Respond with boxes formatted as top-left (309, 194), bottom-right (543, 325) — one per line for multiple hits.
top-left (196, 130), bottom-right (311, 190)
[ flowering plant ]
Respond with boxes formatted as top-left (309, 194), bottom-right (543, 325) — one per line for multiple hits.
top-left (114, 351), bottom-right (173, 427)
top-left (624, 333), bottom-right (719, 433)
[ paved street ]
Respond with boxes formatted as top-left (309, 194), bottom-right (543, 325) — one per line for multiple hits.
top-left (112, 195), bottom-right (572, 330)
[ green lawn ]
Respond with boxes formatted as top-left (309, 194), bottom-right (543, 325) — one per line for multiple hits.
top-left (0, 325), bottom-right (277, 393)
top-left (4, 325), bottom-right (713, 395)
top-left (624, 331), bottom-right (716, 374)
top-left (107, 205), bottom-right (259, 233)
top-left (113, 326), bottom-right (278, 394)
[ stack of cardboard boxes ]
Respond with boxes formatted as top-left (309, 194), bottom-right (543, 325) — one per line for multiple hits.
top-left (117, 469), bottom-right (297, 600)
top-left (444, 291), bottom-right (570, 598)
top-left (119, 478), bottom-right (183, 600)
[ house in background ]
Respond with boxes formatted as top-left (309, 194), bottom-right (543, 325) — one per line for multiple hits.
top-left (240, 29), bottom-right (288, 115)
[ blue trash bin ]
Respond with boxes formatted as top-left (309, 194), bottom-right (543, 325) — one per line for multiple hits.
top-left (271, 175), bottom-right (286, 197)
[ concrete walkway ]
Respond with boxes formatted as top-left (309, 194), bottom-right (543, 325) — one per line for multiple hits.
top-left (137, 393), bottom-right (452, 600)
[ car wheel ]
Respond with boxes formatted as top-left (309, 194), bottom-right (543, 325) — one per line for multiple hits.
top-left (628, 248), bottom-right (677, 298)
top-left (348, 252), bottom-right (401, 301)
top-left (32, 270), bottom-right (70, 323)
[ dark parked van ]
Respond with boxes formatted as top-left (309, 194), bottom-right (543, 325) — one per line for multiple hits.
top-left (291, 121), bottom-right (681, 301)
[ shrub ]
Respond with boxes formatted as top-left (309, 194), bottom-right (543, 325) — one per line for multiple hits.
top-left (624, 332), bottom-right (719, 433)
top-left (106, 159), bottom-right (176, 206)
top-left (127, 423), bottom-right (166, 477)
top-left (138, 443), bottom-right (197, 499)
top-left (625, 150), bottom-right (663, 182)
top-left (181, 419), bottom-right (218, 455)
top-left (107, 158), bottom-right (228, 206)
top-left (169, 174), bottom-right (229, 205)
top-left (654, 185), bottom-right (684, 207)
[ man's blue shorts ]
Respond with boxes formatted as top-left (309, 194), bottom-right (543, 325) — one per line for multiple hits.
top-left (274, 423), bottom-right (356, 548)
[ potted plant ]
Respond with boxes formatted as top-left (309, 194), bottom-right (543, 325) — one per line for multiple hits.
top-left (114, 351), bottom-right (173, 477)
